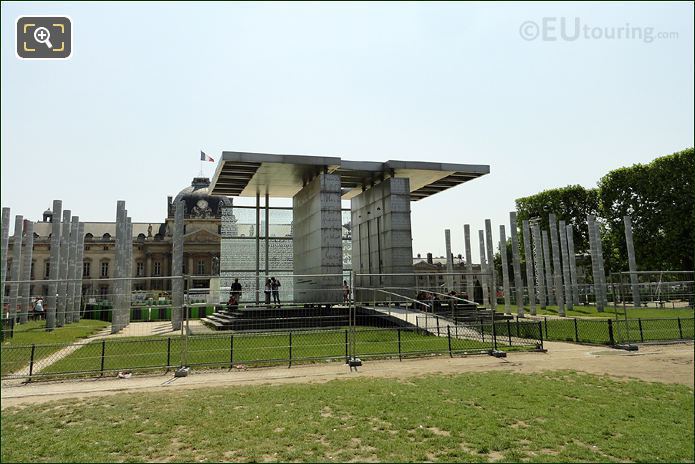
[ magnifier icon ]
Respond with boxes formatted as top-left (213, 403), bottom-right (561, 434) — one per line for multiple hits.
top-left (33, 27), bottom-right (53, 49)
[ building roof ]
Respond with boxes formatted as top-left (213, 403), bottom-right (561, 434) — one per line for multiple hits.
top-left (210, 151), bottom-right (489, 201)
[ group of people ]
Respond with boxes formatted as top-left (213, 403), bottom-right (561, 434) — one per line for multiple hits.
top-left (226, 277), bottom-right (282, 310)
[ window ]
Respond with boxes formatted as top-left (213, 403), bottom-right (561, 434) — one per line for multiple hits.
top-left (100, 285), bottom-right (109, 297)
top-left (136, 262), bottom-right (144, 277)
top-left (196, 259), bottom-right (205, 275)
top-left (83, 261), bottom-right (91, 278)
top-left (153, 261), bottom-right (161, 276)
top-left (100, 261), bottom-right (109, 278)
top-left (44, 261), bottom-right (50, 279)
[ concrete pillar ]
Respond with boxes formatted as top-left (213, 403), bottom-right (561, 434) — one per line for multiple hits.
top-left (530, 222), bottom-right (547, 308)
top-left (559, 220), bottom-right (573, 311)
top-left (566, 224), bottom-right (580, 306)
top-left (19, 221), bottom-right (34, 323)
top-left (8, 215), bottom-right (23, 320)
top-left (125, 217), bottom-right (132, 325)
top-left (484, 219), bottom-right (496, 310)
top-left (444, 229), bottom-right (454, 291)
top-left (351, 177), bottom-right (413, 301)
top-left (255, 192), bottom-right (260, 305)
top-left (112, 202), bottom-right (126, 333)
top-left (463, 225), bottom-right (474, 301)
top-left (46, 200), bottom-right (62, 330)
top-left (145, 255), bottom-right (152, 291)
top-left (65, 216), bottom-right (79, 324)
top-left (478, 230), bottom-right (489, 307)
top-left (521, 220), bottom-right (533, 316)
top-left (265, 192), bottom-right (270, 279)
top-left (542, 230), bottom-right (555, 306)
top-left (509, 212), bottom-right (524, 313)
top-left (499, 225), bottom-right (511, 315)
top-left (292, 173), bottom-right (342, 304)
top-left (57, 209), bottom-right (71, 327)
top-left (172, 201), bottom-right (184, 330)
top-left (548, 214), bottom-right (565, 316)
top-left (624, 216), bottom-right (640, 309)
top-left (73, 223), bottom-right (85, 322)
top-left (594, 219), bottom-right (608, 310)
top-left (1, 207), bottom-right (10, 309)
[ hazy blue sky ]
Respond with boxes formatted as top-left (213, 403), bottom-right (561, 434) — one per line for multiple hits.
top-left (2, 2), bottom-right (693, 261)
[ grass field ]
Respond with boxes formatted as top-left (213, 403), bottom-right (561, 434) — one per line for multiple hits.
top-left (5, 327), bottom-right (531, 378)
top-left (496, 304), bottom-right (694, 319)
top-left (2, 370), bottom-right (692, 462)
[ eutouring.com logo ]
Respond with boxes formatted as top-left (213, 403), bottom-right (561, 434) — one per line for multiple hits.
top-left (519, 17), bottom-right (679, 43)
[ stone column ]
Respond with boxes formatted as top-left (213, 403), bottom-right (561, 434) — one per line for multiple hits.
top-left (125, 217), bottom-right (132, 325)
top-left (46, 200), bottom-right (62, 330)
top-left (478, 230), bottom-right (489, 307)
top-left (594, 219), bottom-right (608, 310)
top-left (464, 225), bottom-right (474, 301)
top-left (8, 215), bottom-right (23, 320)
top-left (559, 220), bottom-right (573, 311)
top-left (1, 207), bottom-right (10, 309)
top-left (57, 209), bottom-right (71, 327)
top-left (145, 255), bottom-right (152, 291)
top-left (65, 216), bottom-right (79, 324)
top-left (351, 177), bottom-right (413, 301)
top-left (530, 222), bottom-right (547, 308)
top-left (521, 220), bottom-right (534, 316)
top-left (112, 201), bottom-right (126, 333)
top-left (499, 225), bottom-right (511, 315)
top-left (484, 219), bottom-right (496, 309)
top-left (624, 216), bottom-right (640, 309)
top-left (444, 229), bottom-right (454, 291)
top-left (548, 214), bottom-right (565, 316)
top-left (172, 201), bottom-right (184, 331)
top-left (73, 223), bottom-right (85, 322)
top-left (509, 213), bottom-right (524, 313)
top-left (19, 221), bottom-right (34, 323)
top-left (542, 230), bottom-right (555, 306)
top-left (293, 173), bottom-right (343, 303)
top-left (566, 224), bottom-right (580, 306)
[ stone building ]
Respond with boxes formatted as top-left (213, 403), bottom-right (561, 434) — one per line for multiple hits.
top-left (6, 177), bottom-right (229, 301)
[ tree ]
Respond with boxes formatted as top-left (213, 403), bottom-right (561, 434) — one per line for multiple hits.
top-left (515, 185), bottom-right (599, 254)
top-left (598, 148), bottom-right (694, 272)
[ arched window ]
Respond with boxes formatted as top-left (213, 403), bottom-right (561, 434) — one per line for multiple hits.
top-left (137, 233), bottom-right (146, 242)
top-left (85, 233), bottom-right (94, 241)
top-left (102, 233), bottom-right (111, 241)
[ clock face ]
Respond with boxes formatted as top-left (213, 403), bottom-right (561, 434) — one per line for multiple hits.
top-left (197, 199), bottom-right (209, 209)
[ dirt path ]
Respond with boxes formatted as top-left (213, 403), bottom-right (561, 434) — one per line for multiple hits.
top-left (2, 341), bottom-right (692, 408)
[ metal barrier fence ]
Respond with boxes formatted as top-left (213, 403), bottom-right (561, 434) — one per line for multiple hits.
top-left (539, 316), bottom-right (695, 345)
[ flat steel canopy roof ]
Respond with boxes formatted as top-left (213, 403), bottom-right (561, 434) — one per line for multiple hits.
top-left (210, 151), bottom-right (489, 201)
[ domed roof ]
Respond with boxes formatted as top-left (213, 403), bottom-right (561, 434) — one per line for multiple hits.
top-left (172, 177), bottom-right (233, 219)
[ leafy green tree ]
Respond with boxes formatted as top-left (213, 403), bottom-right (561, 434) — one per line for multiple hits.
top-left (515, 185), bottom-right (599, 254)
top-left (598, 148), bottom-right (694, 272)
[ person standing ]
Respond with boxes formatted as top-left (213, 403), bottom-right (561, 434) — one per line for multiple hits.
top-left (231, 278), bottom-right (242, 303)
top-left (33, 297), bottom-right (44, 320)
top-left (343, 280), bottom-right (350, 303)
top-left (271, 277), bottom-right (281, 306)
top-left (264, 278), bottom-right (272, 307)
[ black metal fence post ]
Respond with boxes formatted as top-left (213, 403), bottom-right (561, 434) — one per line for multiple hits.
top-left (480, 319), bottom-right (485, 342)
top-left (544, 316), bottom-right (548, 339)
top-left (538, 320), bottom-right (544, 350)
top-left (415, 317), bottom-right (419, 336)
top-left (166, 337), bottom-right (171, 369)
top-left (436, 316), bottom-right (440, 336)
top-left (447, 325), bottom-right (452, 357)
top-left (492, 320), bottom-right (498, 351)
top-left (288, 331), bottom-right (293, 368)
top-left (607, 319), bottom-right (615, 345)
top-left (100, 339), bottom-right (106, 375)
top-left (516, 318), bottom-right (520, 338)
top-left (678, 317), bottom-right (683, 339)
top-left (638, 319), bottom-right (644, 342)
top-left (574, 318), bottom-right (579, 343)
top-left (230, 334), bottom-right (234, 368)
top-left (344, 329), bottom-right (349, 363)
top-left (28, 344), bottom-right (36, 380)
top-left (506, 319), bottom-right (512, 347)
top-left (397, 328), bottom-right (402, 361)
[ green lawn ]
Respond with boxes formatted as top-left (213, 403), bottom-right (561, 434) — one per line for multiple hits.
top-left (1, 320), bottom-right (109, 376)
top-left (496, 304), bottom-right (694, 319)
top-left (38, 328), bottom-right (501, 376)
top-left (2, 370), bottom-right (692, 462)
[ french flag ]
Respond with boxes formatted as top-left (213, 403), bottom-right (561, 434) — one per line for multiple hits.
top-left (200, 151), bottom-right (215, 162)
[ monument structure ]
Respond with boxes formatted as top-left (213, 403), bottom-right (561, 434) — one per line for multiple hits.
top-left (210, 152), bottom-right (489, 303)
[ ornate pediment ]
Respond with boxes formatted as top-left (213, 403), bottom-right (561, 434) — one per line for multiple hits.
top-left (183, 228), bottom-right (220, 243)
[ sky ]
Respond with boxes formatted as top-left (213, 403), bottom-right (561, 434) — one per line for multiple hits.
top-left (1, 1), bottom-right (693, 262)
